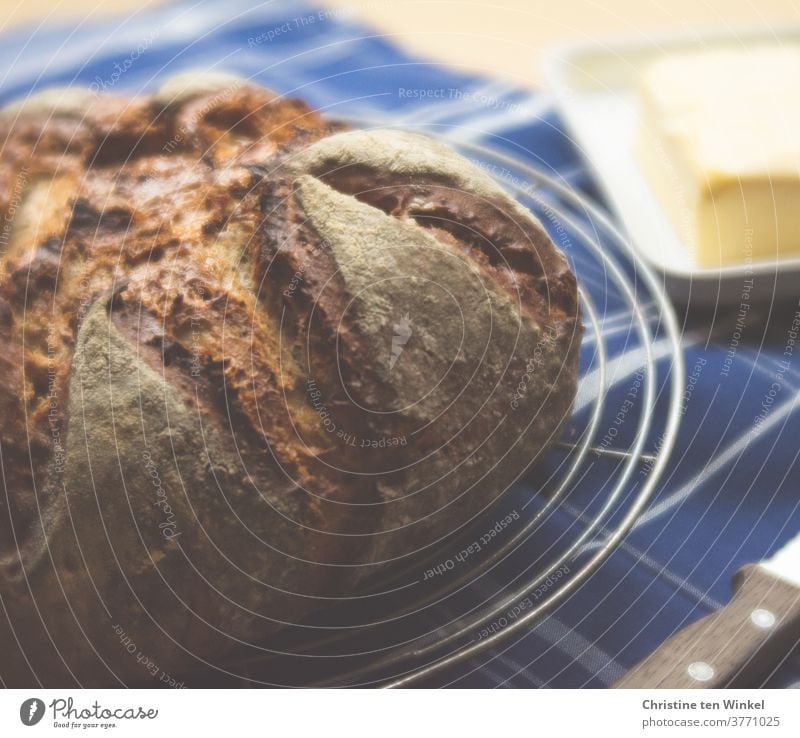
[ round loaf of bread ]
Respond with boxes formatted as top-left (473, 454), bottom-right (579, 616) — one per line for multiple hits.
top-left (0, 75), bottom-right (581, 685)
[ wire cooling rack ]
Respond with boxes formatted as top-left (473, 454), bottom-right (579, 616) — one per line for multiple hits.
top-left (182, 137), bottom-right (685, 689)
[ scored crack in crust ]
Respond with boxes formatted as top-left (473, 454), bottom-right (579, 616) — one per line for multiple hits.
top-left (0, 74), bottom-right (582, 686)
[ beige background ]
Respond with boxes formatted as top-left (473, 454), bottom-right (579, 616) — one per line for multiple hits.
top-left (0, 0), bottom-right (797, 86)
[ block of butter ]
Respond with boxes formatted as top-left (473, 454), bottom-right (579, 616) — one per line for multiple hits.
top-left (635, 46), bottom-right (800, 268)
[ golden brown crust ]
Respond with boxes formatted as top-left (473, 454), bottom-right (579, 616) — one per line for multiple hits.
top-left (0, 79), bottom-right (581, 686)
top-left (0, 82), bottom-right (343, 542)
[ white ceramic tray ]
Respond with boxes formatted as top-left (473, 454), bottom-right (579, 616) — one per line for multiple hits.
top-left (540, 29), bottom-right (800, 307)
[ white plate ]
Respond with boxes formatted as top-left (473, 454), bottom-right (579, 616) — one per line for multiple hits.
top-left (540, 29), bottom-right (800, 307)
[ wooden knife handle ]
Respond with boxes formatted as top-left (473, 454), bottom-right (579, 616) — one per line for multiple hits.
top-left (613, 565), bottom-right (800, 688)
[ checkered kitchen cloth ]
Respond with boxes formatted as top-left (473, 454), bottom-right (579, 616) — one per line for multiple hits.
top-left (2, 0), bottom-right (799, 688)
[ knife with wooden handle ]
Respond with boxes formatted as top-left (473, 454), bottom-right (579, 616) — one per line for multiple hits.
top-left (614, 531), bottom-right (800, 688)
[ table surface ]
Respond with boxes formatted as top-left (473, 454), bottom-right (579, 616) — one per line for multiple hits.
top-left (1, 0), bottom-right (797, 86)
